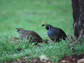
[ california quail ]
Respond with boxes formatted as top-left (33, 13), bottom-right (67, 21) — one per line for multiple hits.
top-left (16, 28), bottom-right (43, 44)
top-left (42, 24), bottom-right (67, 42)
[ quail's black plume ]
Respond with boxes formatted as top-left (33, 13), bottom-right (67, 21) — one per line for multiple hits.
top-left (16, 28), bottom-right (43, 44)
top-left (42, 24), bottom-right (67, 42)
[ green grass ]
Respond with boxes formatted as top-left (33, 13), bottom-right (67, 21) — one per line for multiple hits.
top-left (1, 0), bottom-right (83, 62)
top-left (0, 34), bottom-right (84, 62)
top-left (0, 34), bottom-right (72, 62)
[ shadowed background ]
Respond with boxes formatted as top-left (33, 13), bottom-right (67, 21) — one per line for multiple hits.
top-left (0, 0), bottom-right (73, 39)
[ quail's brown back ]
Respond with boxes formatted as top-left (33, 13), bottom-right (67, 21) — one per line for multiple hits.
top-left (25, 31), bottom-right (43, 43)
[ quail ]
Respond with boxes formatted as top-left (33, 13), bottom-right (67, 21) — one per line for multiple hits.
top-left (42, 24), bottom-right (67, 42)
top-left (16, 28), bottom-right (43, 44)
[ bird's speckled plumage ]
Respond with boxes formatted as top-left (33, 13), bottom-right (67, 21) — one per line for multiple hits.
top-left (16, 28), bottom-right (43, 44)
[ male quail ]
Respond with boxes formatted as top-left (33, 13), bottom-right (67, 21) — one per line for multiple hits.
top-left (16, 28), bottom-right (43, 44)
top-left (42, 24), bottom-right (67, 42)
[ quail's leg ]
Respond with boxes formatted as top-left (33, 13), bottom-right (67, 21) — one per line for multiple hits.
top-left (55, 38), bottom-right (60, 42)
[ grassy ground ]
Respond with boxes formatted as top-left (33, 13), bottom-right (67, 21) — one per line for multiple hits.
top-left (1, 0), bottom-right (83, 62)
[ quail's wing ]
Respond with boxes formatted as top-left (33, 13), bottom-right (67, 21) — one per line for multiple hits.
top-left (55, 28), bottom-right (67, 39)
top-left (28, 31), bottom-right (42, 40)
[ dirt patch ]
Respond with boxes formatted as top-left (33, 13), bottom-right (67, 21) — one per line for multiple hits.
top-left (58, 54), bottom-right (84, 63)
top-left (6, 58), bottom-right (53, 63)
top-left (1, 54), bottom-right (84, 63)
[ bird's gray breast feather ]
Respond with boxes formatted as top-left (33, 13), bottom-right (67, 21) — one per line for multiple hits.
top-left (47, 30), bottom-right (58, 37)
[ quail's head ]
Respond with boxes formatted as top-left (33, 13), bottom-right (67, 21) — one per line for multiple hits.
top-left (16, 28), bottom-right (24, 34)
top-left (42, 24), bottom-right (53, 30)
